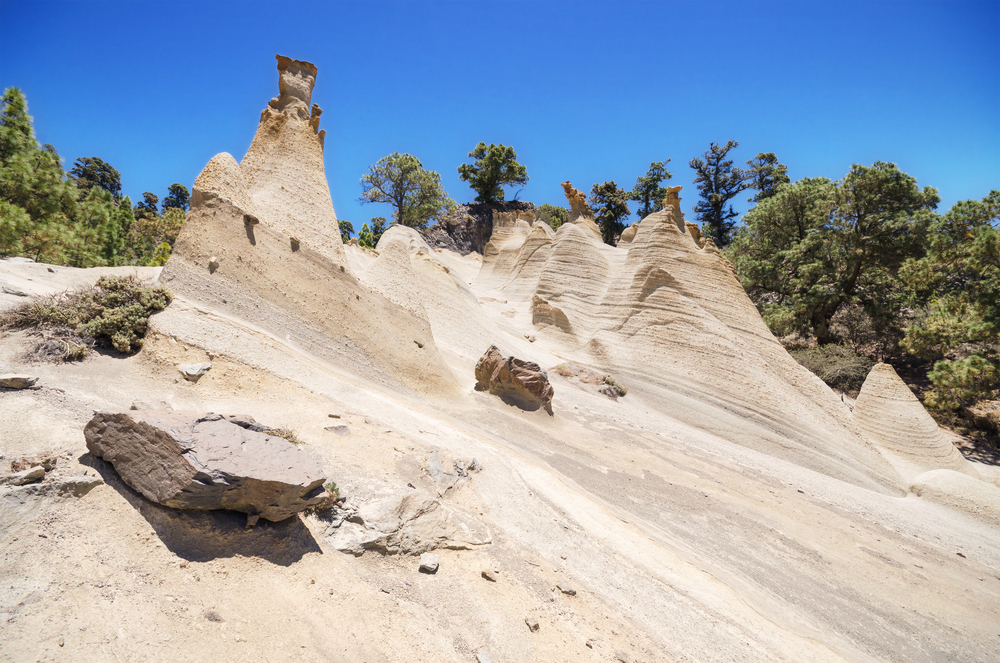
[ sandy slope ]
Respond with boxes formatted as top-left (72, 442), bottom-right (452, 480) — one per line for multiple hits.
top-left (2, 55), bottom-right (999, 663)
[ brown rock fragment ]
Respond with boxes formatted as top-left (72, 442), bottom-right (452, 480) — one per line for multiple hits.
top-left (84, 411), bottom-right (328, 521)
top-left (475, 345), bottom-right (554, 414)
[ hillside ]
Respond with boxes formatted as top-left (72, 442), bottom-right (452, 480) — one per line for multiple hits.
top-left (2, 55), bottom-right (998, 663)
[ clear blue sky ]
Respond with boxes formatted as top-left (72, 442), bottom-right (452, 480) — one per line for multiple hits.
top-left (1, 0), bottom-right (997, 230)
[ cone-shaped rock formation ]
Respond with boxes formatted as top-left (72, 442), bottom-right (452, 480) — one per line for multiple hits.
top-left (853, 363), bottom-right (980, 480)
top-left (160, 55), bottom-right (457, 395)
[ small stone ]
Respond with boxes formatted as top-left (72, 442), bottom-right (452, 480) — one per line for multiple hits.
top-left (130, 401), bottom-right (155, 411)
top-left (0, 374), bottom-right (38, 389)
top-left (327, 414), bottom-right (341, 419)
top-left (2, 286), bottom-right (30, 297)
top-left (178, 363), bottom-right (212, 382)
top-left (204, 609), bottom-right (224, 622)
top-left (380, 585), bottom-right (391, 594)
top-left (524, 335), bottom-right (536, 342)
top-left (476, 654), bottom-right (493, 663)
top-left (57, 637), bottom-right (64, 647)
top-left (5, 466), bottom-right (45, 485)
top-left (419, 552), bottom-right (439, 574)
top-left (48, 267), bottom-right (56, 274)
top-left (246, 514), bottom-right (259, 528)
top-left (615, 651), bottom-right (631, 663)
top-left (208, 257), bottom-right (219, 271)
top-left (586, 639), bottom-right (596, 649)
top-left (325, 425), bottom-right (350, 436)
top-left (481, 569), bottom-right (498, 582)
top-left (10, 454), bottom-right (58, 472)
top-left (524, 617), bottom-right (540, 632)
top-left (556, 582), bottom-right (576, 596)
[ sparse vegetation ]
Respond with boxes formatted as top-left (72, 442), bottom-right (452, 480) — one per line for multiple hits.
top-left (0, 275), bottom-right (172, 358)
top-left (602, 375), bottom-right (628, 397)
top-left (534, 203), bottom-right (568, 230)
top-left (261, 428), bottom-right (302, 446)
top-left (788, 344), bottom-right (874, 396)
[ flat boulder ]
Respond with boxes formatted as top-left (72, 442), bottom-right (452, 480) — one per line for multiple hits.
top-left (475, 345), bottom-right (554, 414)
top-left (0, 374), bottom-right (38, 389)
top-left (84, 411), bottom-right (328, 521)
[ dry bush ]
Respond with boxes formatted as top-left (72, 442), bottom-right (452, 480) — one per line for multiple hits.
top-left (789, 344), bottom-right (873, 396)
top-left (0, 275), bottom-right (171, 360)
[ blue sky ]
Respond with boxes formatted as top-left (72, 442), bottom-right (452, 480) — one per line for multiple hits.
top-left (1, 0), bottom-right (997, 231)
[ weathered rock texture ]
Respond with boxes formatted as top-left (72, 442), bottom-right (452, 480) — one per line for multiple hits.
top-left (328, 492), bottom-right (491, 555)
top-left (472, 182), bottom-right (905, 493)
top-left (853, 363), bottom-right (981, 481)
top-left (84, 411), bottom-right (328, 521)
top-left (160, 55), bottom-right (458, 396)
top-left (475, 345), bottom-right (554, 414)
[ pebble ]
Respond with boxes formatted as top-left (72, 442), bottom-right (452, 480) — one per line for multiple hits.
top-left (557, 582), bottom-right (576, 596)
top-left (419, 552), bottom-right (439, 574)
top-left (476, 654), bottom-right (492, 663)
top-left (325, 425), bottom-right (350, 436)
top-left (615, 652), bottom-right (631, 663)
top-left (481, 569), bottom-right (498, 582)
top-left (524, 617), bottom-right (540, 632)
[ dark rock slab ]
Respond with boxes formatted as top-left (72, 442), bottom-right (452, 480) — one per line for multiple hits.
top-left (475, 345), bottom-right (554, 414)
top-left (84, 411), bottom-right (328, 521)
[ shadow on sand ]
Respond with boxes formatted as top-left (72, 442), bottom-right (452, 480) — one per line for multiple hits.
top-left (81, 454), bottom-right (323, 566)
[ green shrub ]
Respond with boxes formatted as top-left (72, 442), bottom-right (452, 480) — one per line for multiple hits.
top-left (602, 375), bottom-right (628, 397)
top-left (789, 344), bottom-right (873, 395)
top-left (0, 275), bottom-right (171, 357)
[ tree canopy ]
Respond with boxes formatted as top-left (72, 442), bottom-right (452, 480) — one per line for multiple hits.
top-left (457, 142), bottom-right (528, 203)
top-left (359, 152), bottom-right (453, 229)
top-left (744, 153), bottom-right (789, 203)
top-left (338, 219), bottom-right (354, 244)
top-left (900, 190), bottom-right (999, 409)
top-left (589, 181), bottom-right (631, 246)
top-left (535, 203), bottom-right (568, 231)
top-left (134, 192), bottom-right (159, 219)
top-left (729, 162), bottom-right (939, 348)
top-left (162, 183), bottom-right (190, 212)
top-left (70, 157), bottom-right (122, 199)
top-left (628, 160), bottom-right (672, 219)
top-left (689, 140), bottom-right (746, 247)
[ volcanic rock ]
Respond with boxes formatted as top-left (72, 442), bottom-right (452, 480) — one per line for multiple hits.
top-left (474, 345), bottom-right (554, 414)
top-left (0, 374), bottom-right (38, 389)
top-left (84, 411), bottom-right (328, 521)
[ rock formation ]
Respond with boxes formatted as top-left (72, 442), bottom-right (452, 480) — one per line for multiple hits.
top-left (853, 363), bottom-right (981, 480)
top-left (85, 411), bottom-right (329, 521)
top-left (472, 183), bottom-right (905, 493)
top-left (561, 181), bottom-right (591, 219)
top-left (160, 55), bottom-right (458, 395)
top-left (475, 345), bottom-right (554, 414)
top-left (327, 491), bottom-right (491, 556)
top-left (423, 201), bottom-right (537, 255)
